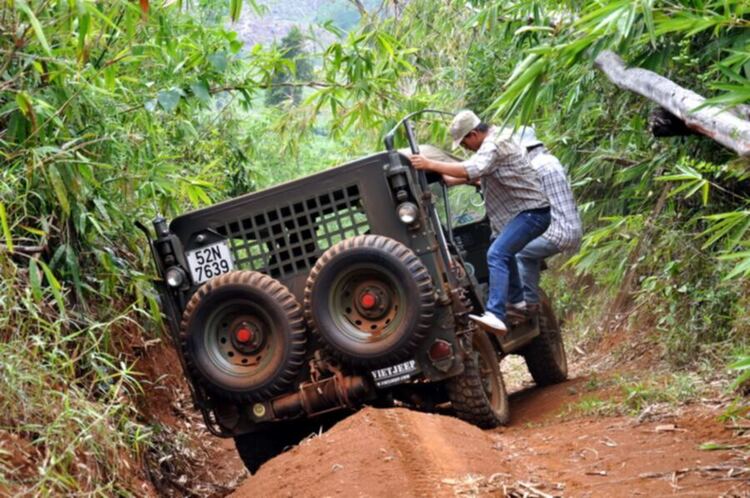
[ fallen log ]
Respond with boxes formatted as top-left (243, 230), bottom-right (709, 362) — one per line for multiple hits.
top-left (594, 50), bottom-right (750, 157)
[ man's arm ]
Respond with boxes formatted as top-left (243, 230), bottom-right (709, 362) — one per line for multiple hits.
top-left (443, 174), bottom-right (481, 187)
top-left (409, 155), bottom-right (469, 179)
top-left (442, 174), bottom-right (470, 186)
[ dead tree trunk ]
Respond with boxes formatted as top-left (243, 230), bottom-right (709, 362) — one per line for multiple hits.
top-left (594, 50), bottom-right (750, 157)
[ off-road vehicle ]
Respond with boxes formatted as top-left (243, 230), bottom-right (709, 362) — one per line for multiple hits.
top-left (139, 111), bottom-right (567, 473)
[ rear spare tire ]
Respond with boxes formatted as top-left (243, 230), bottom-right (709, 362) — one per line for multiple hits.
top-left (521, 290), bottom-right (568, 386)
top-left (304, 235), bottom-right (435, 368)
top-left (180, 270), bottom-right (306, 401)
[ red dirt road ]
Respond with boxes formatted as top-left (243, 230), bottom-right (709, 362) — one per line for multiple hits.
top-left (232, 380), bottom-right (749, 497)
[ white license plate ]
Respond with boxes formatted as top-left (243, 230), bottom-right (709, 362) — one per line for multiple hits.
top-left (371, 359), bottom-right (419, 388)
top-left (186, 241), bottom-right (234, 284)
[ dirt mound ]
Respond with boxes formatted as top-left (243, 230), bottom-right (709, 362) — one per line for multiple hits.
top-left (233, 406), bottom-right (506, 498)
top-left (232, 381), bottom-right (749, 498)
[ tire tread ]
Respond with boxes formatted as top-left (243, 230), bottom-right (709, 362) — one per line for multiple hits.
top-left (179, 270), bottom-right (306, 401)
top-left (303, 235), bottom-right (434, 367)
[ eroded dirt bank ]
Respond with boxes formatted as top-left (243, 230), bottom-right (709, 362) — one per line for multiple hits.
top-left (231, 380), bottom-right (749, 497)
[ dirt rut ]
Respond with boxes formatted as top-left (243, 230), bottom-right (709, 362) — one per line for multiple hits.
top-left (231, 380), bottom-right (749, 497)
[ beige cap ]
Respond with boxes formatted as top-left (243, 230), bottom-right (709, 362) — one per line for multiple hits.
top-left (449, 110), bottom-right (481, 149)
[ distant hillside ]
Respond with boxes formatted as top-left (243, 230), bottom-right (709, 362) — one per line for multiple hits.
top-left (229, 0), bottom-right (365, 47)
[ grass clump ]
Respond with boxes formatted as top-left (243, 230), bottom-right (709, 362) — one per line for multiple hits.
top-left (0, 336), bottom-right (151, 495)
top-left (564, 373), bottom-right (704, 420)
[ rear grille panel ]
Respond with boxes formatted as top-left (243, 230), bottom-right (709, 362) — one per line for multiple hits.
top-left (216, 184), bottom-right (370, 279)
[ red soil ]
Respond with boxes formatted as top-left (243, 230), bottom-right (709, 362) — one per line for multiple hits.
top-left (231, 379), bottom-right (749, 498)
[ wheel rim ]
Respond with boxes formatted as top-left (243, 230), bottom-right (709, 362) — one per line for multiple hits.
top-left (328, 264), bottom-right (407, 345)
top-left (202, 298), bottom-right (280, 380)
top-left (474, 333), bottom-right (507, 415)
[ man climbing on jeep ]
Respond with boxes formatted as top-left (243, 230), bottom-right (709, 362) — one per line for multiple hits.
top-left (508, 127), bottom-right (583, 319)
top-left (409, 110), bottom-right (550, 336)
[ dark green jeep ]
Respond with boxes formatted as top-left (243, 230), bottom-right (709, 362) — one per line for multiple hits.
top-left (141, 111), bottom-right (567, 473)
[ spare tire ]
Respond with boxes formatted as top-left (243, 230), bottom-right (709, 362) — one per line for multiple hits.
top-left (304, 235), bottom-right (435, 368)
top-left (180, 270), bottom-right (306, 401)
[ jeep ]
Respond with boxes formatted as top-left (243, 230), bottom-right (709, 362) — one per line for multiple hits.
top-left (139, 110), bottom-right (568, 473)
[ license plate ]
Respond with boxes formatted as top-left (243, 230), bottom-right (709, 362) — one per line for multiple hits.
top-left (371, 359), bottom-right (419, 388)
top-left (186, 241), bottom-right (234, 284)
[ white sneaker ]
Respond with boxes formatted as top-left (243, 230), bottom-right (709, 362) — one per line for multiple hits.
top-left (508, 300), bottom-right (527, 311)
top-left (468, 312), bottom-right (508, 335)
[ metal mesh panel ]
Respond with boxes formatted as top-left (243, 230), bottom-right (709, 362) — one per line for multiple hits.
top-left (216, 184), bottom-right (369, 278)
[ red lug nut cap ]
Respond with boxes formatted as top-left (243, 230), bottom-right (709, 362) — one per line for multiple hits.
top-left (235, 328), bottom-right (253, 343)
top-left (360, 293), bottom-right (377, 309)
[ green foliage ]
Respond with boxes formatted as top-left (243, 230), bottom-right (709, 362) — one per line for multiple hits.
top-left (729, 352), bottom-right (750, 392)
top-left (2, 0), bottom-right (750, 491)
top-left (567, 373), bottom-right (702, 418)
top-left (0, 0), bottom-right (295, 493)
top-left (265, 27), bottom-right (312, 106)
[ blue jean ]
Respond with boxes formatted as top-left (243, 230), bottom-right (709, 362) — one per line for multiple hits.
top-left (514, 236), bottom-right (560, 304)
top-left (486, 208), bottom-right (551, 320)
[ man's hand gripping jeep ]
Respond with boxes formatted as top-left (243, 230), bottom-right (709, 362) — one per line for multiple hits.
top-left (140, 111), bottom-right (568, 473)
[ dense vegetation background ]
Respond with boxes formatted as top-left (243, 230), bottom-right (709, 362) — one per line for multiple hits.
top-left (0, 0), bottom-right (748, 494)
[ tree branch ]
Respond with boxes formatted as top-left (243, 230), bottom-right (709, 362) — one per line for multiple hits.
top-left (348, 0), bottom-right (368, 17)
top-left (210, 80), bottom-right (349, 94)
top-left (1, 244), bottom-right (46, 254)
top-left (594, 50), bottom-right (750, 157)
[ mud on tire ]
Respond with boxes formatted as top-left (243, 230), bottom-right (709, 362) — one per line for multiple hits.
top-left (521, 290), bottom-right (568, 386)
top-left (304, 235), bottom-right (435, 368)
top-left (446, 330), bottom-right (509, 429)
top-left (180, 270), bottom-right (306, 401)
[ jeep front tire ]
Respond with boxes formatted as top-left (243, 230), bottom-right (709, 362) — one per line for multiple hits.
top-left (446, 329), bottom-right (509, 428)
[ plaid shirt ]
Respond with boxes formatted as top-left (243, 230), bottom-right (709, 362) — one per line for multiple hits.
top-left (527, 146), bottom-right (582, 251)
top-left (462, 127), bottom-right (549, 236)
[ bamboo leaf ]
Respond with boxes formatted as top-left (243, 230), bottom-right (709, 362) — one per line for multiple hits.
top-left (189, 80), bottom-right (210, 103)
top-left (208, 52), bottom-right (228, 73)
top-left (0, 202), bottom-right (13, 253)
top-left (729, 356), bottom-right (750, 370)
top-left (230, 0), bottom-right (242, 21)
top-left (38, 260), bottom-right (66, 317)
top-left (28, 259), bottom-right (43, 302)
top-left (17, 1), bottom-right (52, 56)
top-left (157, 89), bottom-right (181, 112)
top-left (48, 166), bottom-right (70, 216)
top-left (720, 250), bottom-right (750, 279)
top-left (640, 0), bottom-right (656, 48)
top-left (77, 12), bottom-right (90, 58)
